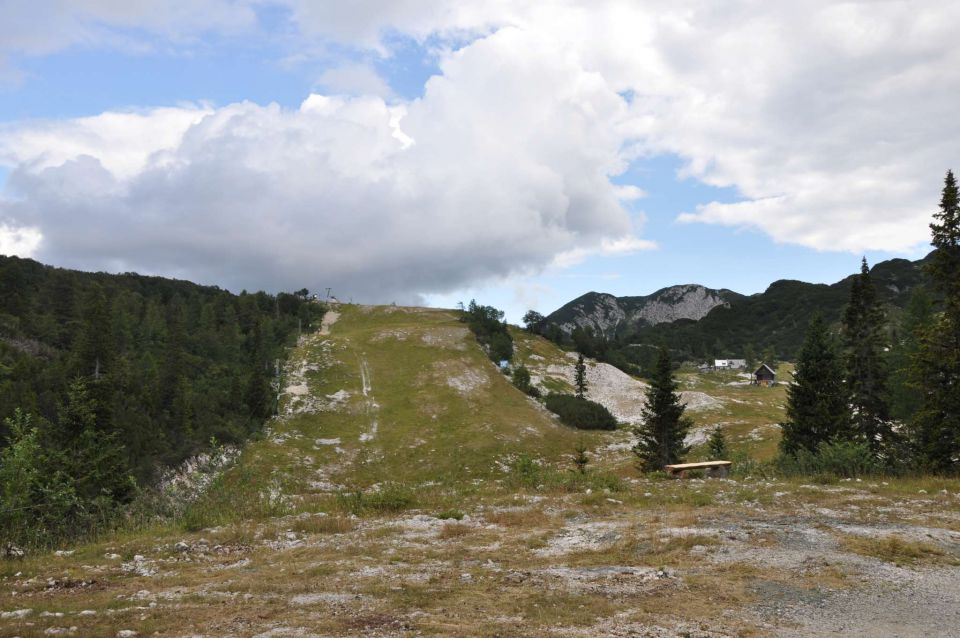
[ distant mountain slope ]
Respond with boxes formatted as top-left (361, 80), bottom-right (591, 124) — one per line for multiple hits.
top-left (545, 253), bottom-right (934, 362)
top-left (548, 284), bottom-right (743, 337)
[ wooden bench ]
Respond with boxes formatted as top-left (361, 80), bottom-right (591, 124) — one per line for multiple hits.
top-left (664, 461), bottom-right (732, 479)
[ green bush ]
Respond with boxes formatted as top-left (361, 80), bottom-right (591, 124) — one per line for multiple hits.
top-left (503, 452), bottom-right (624, 493)
top-left (511, 365), bottom-right (541, 398)
top-left (334, 483), bottom-right (415, 516)
top-left (776, 439), bottom-right (881, 478)
top-left (544, 394), bottom-right (618, 431)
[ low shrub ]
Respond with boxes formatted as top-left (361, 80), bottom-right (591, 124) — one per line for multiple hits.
top-left (436, 509), bottom-right (465, 520)
top-left (543, 393), bottom-right (618, 430)
top-left (334, 483), bottom-right (415, 516)
top-left (776, 440), bottom-right (881, 478)
top-left (504, 452), bottom-right (624, 493)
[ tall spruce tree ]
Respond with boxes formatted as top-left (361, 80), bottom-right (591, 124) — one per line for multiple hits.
top-left (574, 353), bottom-right (588, 399)
top-left (910, 170), bottom-right (960, 472)
top-left (780, 314), bottom-right (851, 456)
top-left (889, 289), bottom-right (933, 421)
top-left (633, 346), bottom-right (691, 471)
top-left (842, 258), bottom-right (892, 454)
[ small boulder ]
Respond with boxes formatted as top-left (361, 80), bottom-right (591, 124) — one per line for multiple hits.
top-left (0, 608), bottom-right (32, 619)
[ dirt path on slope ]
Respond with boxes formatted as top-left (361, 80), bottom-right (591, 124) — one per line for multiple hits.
top-left (355, 352), bottom-right (378, 443)
top-left (319, 309), bottom-right (340, 335)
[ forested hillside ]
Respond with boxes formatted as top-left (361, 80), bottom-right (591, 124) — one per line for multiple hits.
top-left (0, 255), bottom-right (322, 545)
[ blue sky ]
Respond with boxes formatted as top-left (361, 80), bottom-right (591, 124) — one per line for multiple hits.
top-left (0, 2), bottom-right (949, 322)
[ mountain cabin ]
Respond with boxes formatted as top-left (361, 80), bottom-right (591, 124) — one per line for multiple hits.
top-left (754, 363), bottom-right (776, 386)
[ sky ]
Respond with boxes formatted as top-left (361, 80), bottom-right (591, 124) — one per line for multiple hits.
top-left (0, 2), bottom-right (957, 323)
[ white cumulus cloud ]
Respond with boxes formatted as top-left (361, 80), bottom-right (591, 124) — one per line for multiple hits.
top-left (2, 0), bottom-right (958, 297)
top-left (0, 27), bottom-right (639, 300)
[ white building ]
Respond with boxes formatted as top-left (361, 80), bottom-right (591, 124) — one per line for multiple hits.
top-left (714, 359), bottom-right (747, 369)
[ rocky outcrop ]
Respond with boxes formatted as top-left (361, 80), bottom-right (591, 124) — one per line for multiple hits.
top-left (548, 284), bottom-right (738, 337)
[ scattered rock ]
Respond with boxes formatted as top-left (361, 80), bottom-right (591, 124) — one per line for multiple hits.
top-left (1, 608), bottom-right (32, 619)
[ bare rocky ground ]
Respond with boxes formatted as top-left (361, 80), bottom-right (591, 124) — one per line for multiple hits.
top-left (3, 307), bottom-right (959, 637)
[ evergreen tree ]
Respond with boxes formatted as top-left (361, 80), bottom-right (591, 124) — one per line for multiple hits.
top-left (929, 170), bottom-right (960, 319)
top-left (842, 258), bottom-right (892, 454)
top-left (889, 288), bottom-right (933, 420)
top-left (511, 365), bottom-right (532, 394)
top-left (75, 288), bottom-right (113, 381)
top-left (707, 426), bottom-right (728, 459)
top-left (572, 440), bottom-right (589, 474)
top-left (57, 378), bottom-right (135, 505)
top-left (761, 347), bottom-right (778, 372)
top-left (910, 170), bottom-right (960, 472)
top-left (522, 310), bottom-right (545, 333)
top-left (744, 343), bottom-right (757, 371)
top-left (780, 315), bottom-right (851, 456)
top-left (633, 346), bottom-right (691, 471)
top-left (574, 353), bottom-right (587, 399)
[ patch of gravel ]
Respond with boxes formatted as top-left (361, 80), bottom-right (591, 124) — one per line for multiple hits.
top-left (555, 612), bottom-right (736, 637)
top-left (534, 520), bottom-right (626, 556)
top-left (535, 565), bottom-right (671, 595)
top-left (679, 390), bottom-right (723, 411)
top-left (420, 326), bottom-right (470, 350)
top-left (744, 423), bottom-right (781, 441)
top-left (370, 328), bottom-right (410, 342)
top-left (775, 566), bottom-right (960, 637)
top-left (318, 311), bottom-right (339, 336)
top-left (527, 352), bottom-right (720, 424)
top-left (435, 359), bottom-right (489, 397)
top-left (289, 592), bottom-right (362, 606)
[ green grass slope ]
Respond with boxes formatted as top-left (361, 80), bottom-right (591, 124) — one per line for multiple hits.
top-left (4, 305), bottom-right (960, 637)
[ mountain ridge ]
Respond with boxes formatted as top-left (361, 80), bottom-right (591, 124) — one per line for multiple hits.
top-left (545, 252), bottom-right (935, 361)
top-left (548, 284), bottom-right (743, 338)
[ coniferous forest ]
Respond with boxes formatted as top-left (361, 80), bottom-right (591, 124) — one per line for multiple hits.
top-left (0, 256), bottom-right (322, 546)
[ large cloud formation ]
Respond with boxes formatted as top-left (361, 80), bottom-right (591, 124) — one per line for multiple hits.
top-left (1, 1), bottom-right (958, 299)
top-left (0, 26), bottom-right (641, 299)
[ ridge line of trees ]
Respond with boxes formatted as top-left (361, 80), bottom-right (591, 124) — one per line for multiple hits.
top-left (779, 170), bottom-right (960, 475)
top-left (0, 257), bottom-right (322, 548)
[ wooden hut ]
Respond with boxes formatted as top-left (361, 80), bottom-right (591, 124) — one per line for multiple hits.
top-left (754, 363), bottom-right (776, 386)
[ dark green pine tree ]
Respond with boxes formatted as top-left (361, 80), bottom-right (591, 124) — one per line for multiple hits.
top-left (244, 320), bottom-right (274, 421)
top-left (74, 288), bottom-right (116, 430)
top-left (633, 346), bottom-right (691, 471)
top-left (160, 297), bottom-right (192, 455)
top-left (929, 170), bottom-right (960, 321)
top-left (910, 170), bottom-right (960, 472)
top-left (889, 289), bottom-right (933, 421)
top-left (707, 426), bottom-right (728, 460)
top-left (75, 288), bottom-right (113, 381)
top-left (780, 314), bottom-right (852, 456)
top-left (761, 346), bottom-right (778, 372)
top-left (842, 258), bottom-right (893, 454)
top-left (55, 378), bottom-right (135, 505)
top-left (574, 353), bottom-right (588, 399)
top-left (744, 343), bottom-right (757, 371)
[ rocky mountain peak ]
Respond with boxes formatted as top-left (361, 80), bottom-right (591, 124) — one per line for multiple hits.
top-left (547, 284), bottom-right (737, 337)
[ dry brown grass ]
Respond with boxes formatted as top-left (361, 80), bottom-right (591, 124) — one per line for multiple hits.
top-left (437, 522), bottom-right (472, 540)
top-left (485, 507), bottom-right (552, 528)
top-left (839, 534), bottom-right (954, 566)
top-left (290, 515), bottom-right (355, 535)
